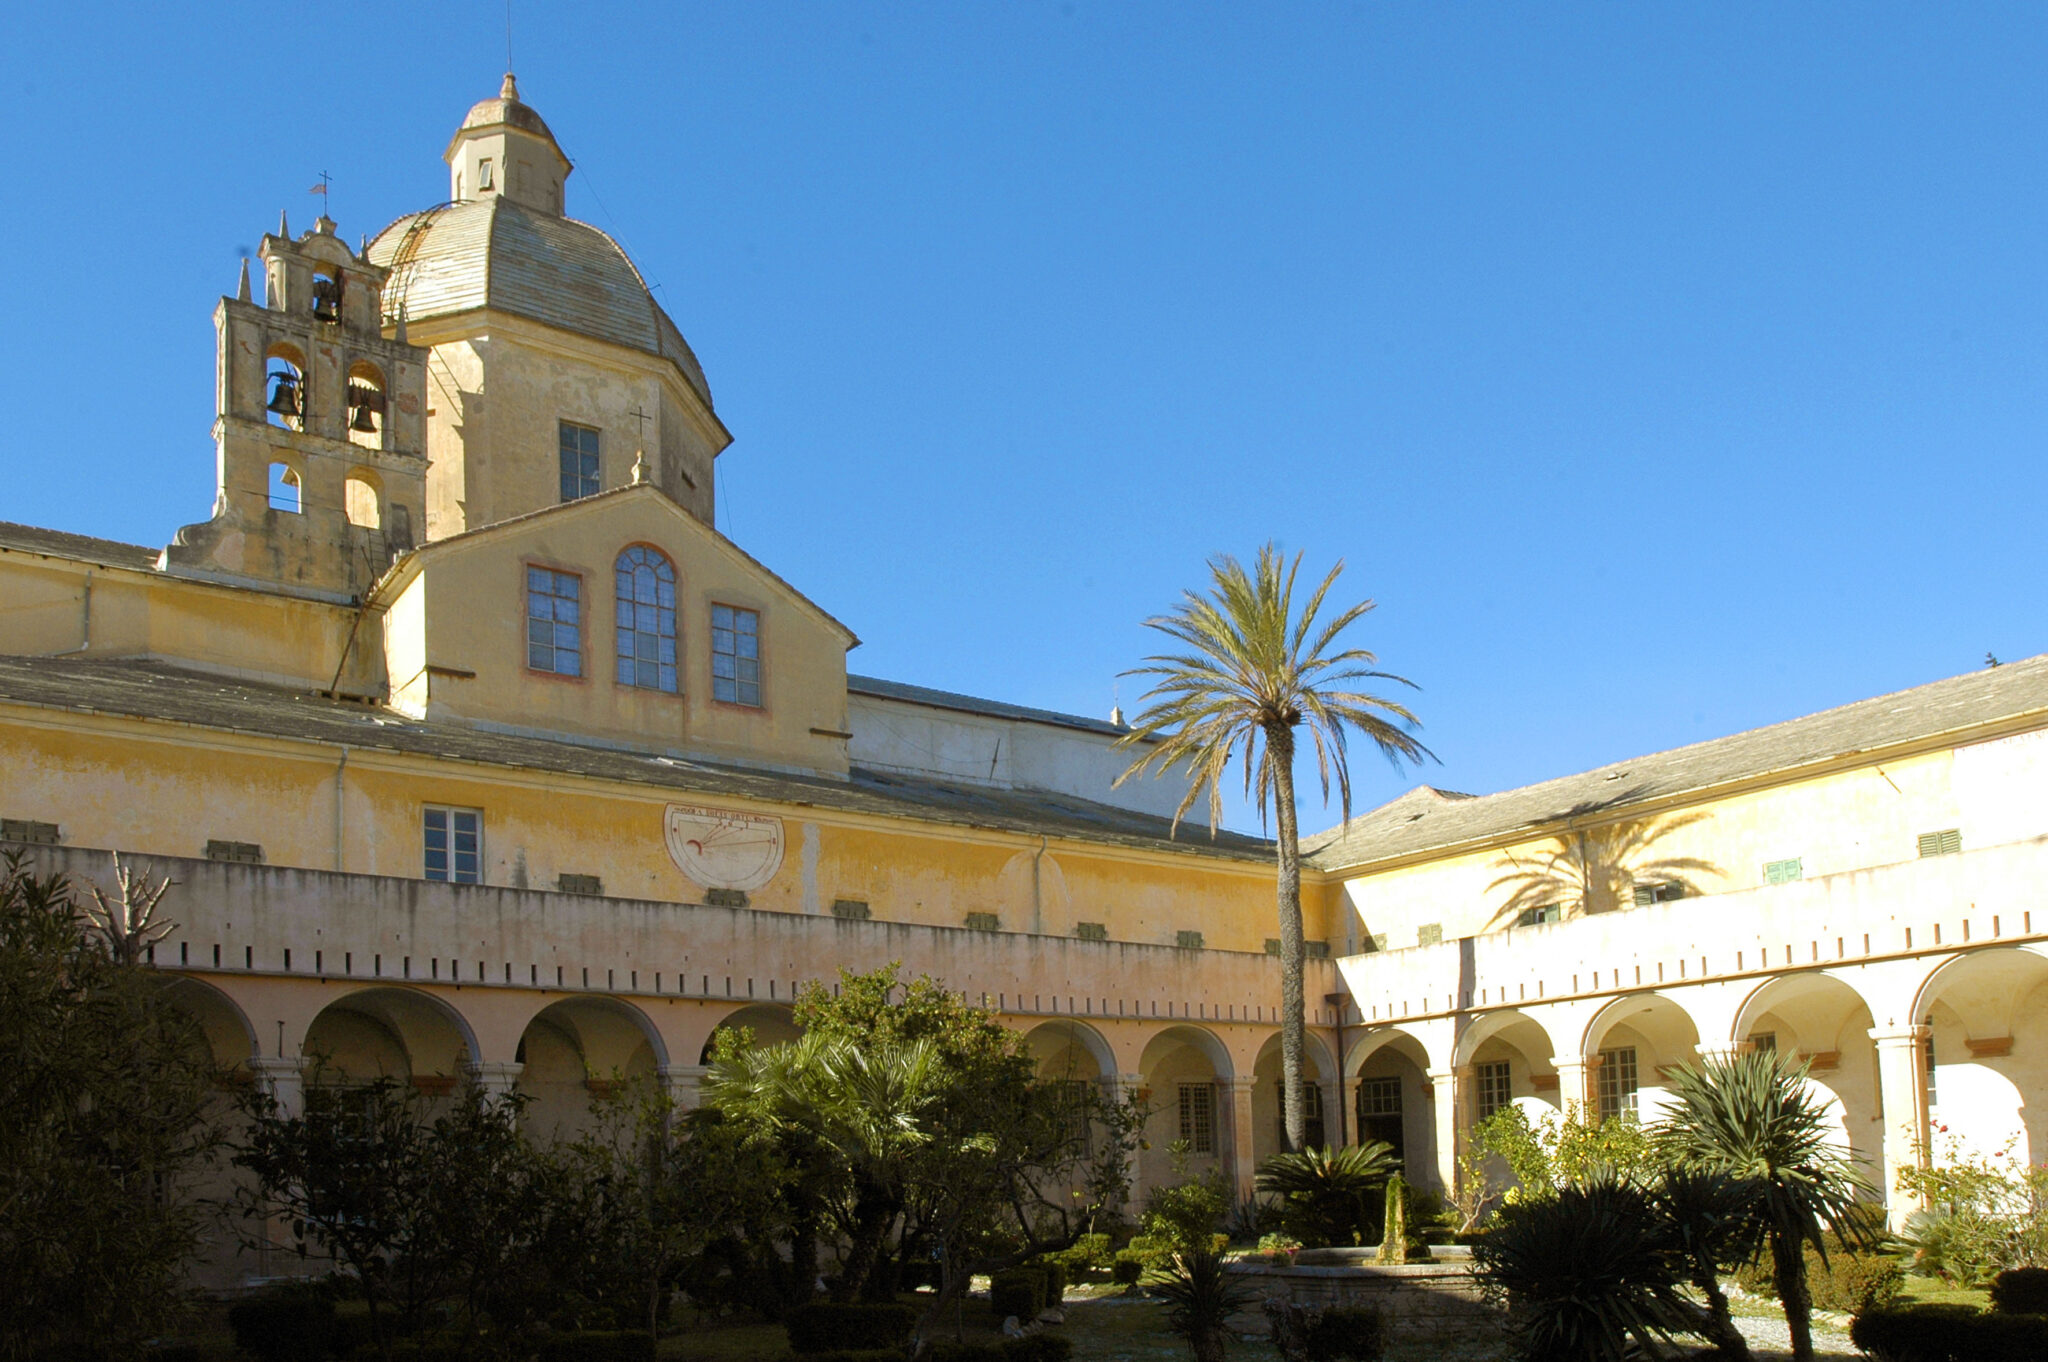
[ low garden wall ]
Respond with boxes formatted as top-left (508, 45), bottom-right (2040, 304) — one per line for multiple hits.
top-left (1227, 1251), bottom-right (1506, 1356)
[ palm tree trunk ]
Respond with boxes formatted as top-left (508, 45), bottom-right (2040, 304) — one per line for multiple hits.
top-left (1268, 724), bottom-right (1308, 1155)
top-left (1692, 1268), bottom-right (1751, 1361)
top-left (1769, 1228), bottom-right (1814, 1362)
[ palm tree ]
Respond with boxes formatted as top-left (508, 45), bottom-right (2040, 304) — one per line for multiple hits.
top-left (1254, 1141), bottom-right (1401, 1247)
top-left (1660, 1051), bottom-right (1875, 1362)
top-left (1117, 544), bottom-right (1428, 1152)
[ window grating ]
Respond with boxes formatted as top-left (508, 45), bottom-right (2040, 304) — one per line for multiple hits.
top-left (557, 873), bottom-right (602, 895)
top-left (831, 898), bottom-right (871, 920)
top-left (1075, 921), bottom-right (1107, 941)
top-left (1596, 1046), bottom-right (1639, 1118)
top-left (1475, 1060), bottom-right (1512, 1121)
top-left (964, 911), bottom-right (1000, 931)
top-left (614, 547), bottom-right (678, 692)
top-left (1, 819), bottom-right (59, 845)
top-left (1176, 930), bottom-right (1205, 950)
top-left (711, 605), bottom-right (761, 706)
top-left (423, 806), bottom-right (481, 884)
top-left (526, 568), bottom-right (582, 676)
top-left (1178, 1082), bottom-right (1215, 1154)
top-left (558, 421), bottom-right (600, 502)
top-left (205, 839), bottom-right (263, 864)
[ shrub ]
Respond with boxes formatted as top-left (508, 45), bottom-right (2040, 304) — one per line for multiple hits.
top-left (988, 1271), bottom-right (1046, 1321)
top-left (143, 1347), bottom-right (205, 1362)
top-left (1303, 1307), bottom-right (1386, 1362)
top-left (536, 1333), bottom-right (657, 1362)
top-left (1255, 1144), bottom-right (1399, 1249)
top-left (1037, 1260), bottom-right (1067, 1302)
top-left (796, 1352), bottom-right (906, 1362)
top-left (1151, 1249), bottom-right (1259, 1362)
top-left (785, 1304), bottom-right (919, 1354)
top-left (1850, 1304), bottom-right (2048, 1362)
top-left (1053, 1233), bottom-right (1113, 1279)
top-left (1990, 1266), bottom-right (2048, 1315)
top-left (226, 1291), bottom-right (341, 1361)
top-left (1111, 1254), bottom-right (1144, 1286)
top-left (925, 1339), bottom-right (1073, 1362)
top-left (1803, 1246), bottom-right (1904, 1315)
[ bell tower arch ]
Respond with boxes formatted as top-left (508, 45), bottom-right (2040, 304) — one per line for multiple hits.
top-left (166, 215), bottom-right (429, 598)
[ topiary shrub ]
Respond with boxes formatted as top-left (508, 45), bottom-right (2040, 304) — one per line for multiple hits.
top-left (784, 1304), bottom-right (919, 1355)
top-left (535, 1333), bottom-right (657, 1362)
top-left (1111, 1254), bottom-right (1144, 1286)
top-left (1990, 1266), bottom-right (2048, 1315)
top-left (1848, 1304), bottom-right (2048, 1362)
top-left (1803, 1245), bottom-right (1904, 1315)
top-left (989, 1270), bottom-right (1046, 1321)
top-left (1037, 1260), bottom-right (1067, 1302)
top-left (226, 1290), bottom-right (341, 1361)
top-left (1303, 1306), bottom-right (1386, 1362)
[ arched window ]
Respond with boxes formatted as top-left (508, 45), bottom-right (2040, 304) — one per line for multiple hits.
top-left (614, 547), bottom-right (677, 692)
top-left (346, 361), bottom-right (386, 449)
top-left (343, 471), bottom-right (381, 529)
top-left (268, 462), bottom-right (301, 513)
top-left (264, 345), bottom-right (306, 430)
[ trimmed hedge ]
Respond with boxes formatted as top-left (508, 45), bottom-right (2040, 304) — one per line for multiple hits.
top-left (1990, 1267), bottom-right (2048, 1315)
top-left (536, 1332), bottom-right (656, 1362)
top-left (1111, 1255), bottom-right (1144, 1286)
top-left (1803, 1247), bottom-right (1904, 1315)
top-left (989, 1271), bottom-right (1046, 1321)
top-left (785, 1304), bottom-right (918, 1355)
top-left (1302, 1307), bottom-right (1386, 1362)
top-left (795, 1352), bottom-right (905, 1362)
top-left (1850, 1304), bottom-right (2048, 1362)
top-left (1037, 1261), bottom-right (1067, 1302)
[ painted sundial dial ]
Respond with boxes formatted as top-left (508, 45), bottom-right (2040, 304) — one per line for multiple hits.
top-left (664, 803), bottom-right (785, 891)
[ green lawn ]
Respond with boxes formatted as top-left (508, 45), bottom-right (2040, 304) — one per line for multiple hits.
top-left (1896, 1274), bottom-right (1991, 1311)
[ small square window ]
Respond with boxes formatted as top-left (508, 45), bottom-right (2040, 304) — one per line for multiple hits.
top-left (1417, 922), bottom-right (1443, 947)
top-left (526, 567), bottom-right (582, 676)
top-left (1764, 858), bottom-right (1803, 886)
top-left (1075, 921), bottom-right (1108, 941)
top-left (711, 604), bottom-right (762, 706)
top-left (423, 806), bottom-right (482, 884)
top-left (558, 421), bottom-right (600, 502)
top-left (1175, 930), bottom-right (1205, 950)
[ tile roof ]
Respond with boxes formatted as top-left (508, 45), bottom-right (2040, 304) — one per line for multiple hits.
top-left (1304, 653), bottom-right (2048, 872)
top-left (0, 656), bottom-right (1273, 863)
top-left (0, 521), bottom-right (160, 572)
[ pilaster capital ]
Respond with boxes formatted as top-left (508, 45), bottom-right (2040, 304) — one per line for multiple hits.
top-left (1869, 1024), bottom-right (1931, 1048)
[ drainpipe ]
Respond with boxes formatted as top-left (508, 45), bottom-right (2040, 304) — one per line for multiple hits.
top-left (333, 746), bottom-right (350, 871)
top-left (53, 571), bottom-right (92, 655)
top-left (1031, 836), bottom-right (1048, 935)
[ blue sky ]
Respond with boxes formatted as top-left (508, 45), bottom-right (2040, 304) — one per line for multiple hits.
top-left (3, 4), bottom-right (2043, 834)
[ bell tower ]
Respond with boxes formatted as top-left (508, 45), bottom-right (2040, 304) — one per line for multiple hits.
top-left (165, 214), bottom-right (429, 598)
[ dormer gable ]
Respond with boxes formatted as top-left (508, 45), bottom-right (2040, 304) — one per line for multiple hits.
top-left (375, 485), bottom-right (856, 776)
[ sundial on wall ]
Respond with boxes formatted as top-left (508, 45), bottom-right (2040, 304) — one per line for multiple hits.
top-left (664, 803), bottom-right (785, 891)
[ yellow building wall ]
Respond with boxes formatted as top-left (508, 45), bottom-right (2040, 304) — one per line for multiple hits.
top-left (0, 707), bottom-right (1283, 953)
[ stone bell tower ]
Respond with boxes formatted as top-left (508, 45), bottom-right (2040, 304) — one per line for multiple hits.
top-left (164, 214), bottom-right (429, 599)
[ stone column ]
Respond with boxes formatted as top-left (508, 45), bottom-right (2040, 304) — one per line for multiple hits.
top-left (465, 1061), bottom-right (524, 1105)
top-left (1426, 1068), bottom-right (1459, 1195)
top-left (1226, 1076), bottom-right (1258, 1200)
top-left (659, 1063), bottom-right (714, 1110)
top-left (1552, 1055), bottom-right (1595, 1114)
top-left (248, 1056), bottom-right (307, 1118)
top-left (1870, 1025), bottom-right (1930, 1229)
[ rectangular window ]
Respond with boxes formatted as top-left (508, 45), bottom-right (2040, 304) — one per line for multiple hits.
top-left (477, 157), bottom-right (494, 190)
top-left (1279, 1082), bottom-right (1327, 1150)
top-left (1176, 929), bottom-right (1205, 950)
top-left (1357, 1077), bottom-right (1403, 1117)
top-left (423, 806), bottom-right (482, 884)
top-left (1764, 858), bottom-right (1804, 885)
top-left (1056, 1078), bottom-right (1094, 1154)
top-left (204, 839), bottom-right (264, 864)
top-left (1596, 1046), bottom-right (1639, 1118)
top-left (1, 819), bottom-right (60, 845)
top-left (711, 604), bottom-right (761, 706)
top-left (1417, 922), bottom-right (1443, 946)
top-left (1475, 1060), bottom-right (1513, 1122)
top-left (1917, 829), bottom-right (1962, 858)
top-left (558, 421), bottom-right (600, 502)
top-left (556, 873), bottom-right (602, 895)
top-left (964, 911), bottom-right (1001, 931)
top-left (1178, 1082), bottom-right (1215, 1154)
top-left (1747, 1032), bottom-right (1777, 1054)
top-left (1075, 921), bottom-right (1108, 941)
top-left (1924, 1021), bottom-right (1938, 1104)
top-left (1633, 881), bottom-right (1687, 907)
top-left (1516, 903), bottom-right (1564, 927)
top-left (832, 898), bottom-right (872, 920)
top-left (526, 567), bottom-right (582, 676)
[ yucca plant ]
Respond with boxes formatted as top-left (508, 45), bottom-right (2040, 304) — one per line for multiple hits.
top-left (1660, 1051), bottom-right (1876, 1362)
top-left (1654, 1165), bottom-right (1763, 1361)
top-left (1471, 1176), bottom-right (1694, 1362)
top-left (1254, 1142), bottom-right (1400, 1247)
top-left (1150, 1247), bottom-right (1260, 1362)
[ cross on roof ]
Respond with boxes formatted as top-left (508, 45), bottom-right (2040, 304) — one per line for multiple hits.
top-left (629, 405), bottom-right (653, 437)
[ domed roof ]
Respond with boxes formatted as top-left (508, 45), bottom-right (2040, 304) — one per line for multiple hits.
top-left (366, 196), bottom-right (712, 406)
top-left (451, 73), bottom-right (560, 154)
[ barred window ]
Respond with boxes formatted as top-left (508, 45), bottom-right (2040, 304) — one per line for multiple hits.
top-left (423, 806), bottom-right (482, 884)
top-left (614, 547), bottom-right (677, 691)
top-left (526, 567), bottom-right (582, 676)
top-left (711, 604), bottom-right (761, 706)
top-left (1053, 1079), bottom-right (1094, 1154)
top-left (1178, 1082), bottom-right (1215, 1154)
top-left (1475, 1060), bottom-right (1512, 1121)
top-left (1596, 1046), bottom-right (1639, 1118)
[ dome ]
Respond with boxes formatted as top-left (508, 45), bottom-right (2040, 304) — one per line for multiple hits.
top-left (366, 196), bottom-right (712, 406)
top-left (449, 74), bottom-right (560, 154)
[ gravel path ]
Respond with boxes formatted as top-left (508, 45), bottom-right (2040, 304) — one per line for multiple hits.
top-left (1732, 1312), bottom-right (1861, 1359)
